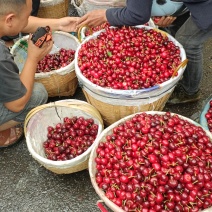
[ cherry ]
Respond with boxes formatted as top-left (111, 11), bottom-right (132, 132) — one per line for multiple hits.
top-left (37, 48), bottom-right (75, 73)
top-left (43, 116), bottom-right (98, 161)
top-left (78, 27), bottom-right (182, 90)
top-left (205, 100), bottom-right (212, 132)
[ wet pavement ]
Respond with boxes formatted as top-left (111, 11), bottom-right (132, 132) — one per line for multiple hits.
top-left (1, 4), bottom-right (212, 212)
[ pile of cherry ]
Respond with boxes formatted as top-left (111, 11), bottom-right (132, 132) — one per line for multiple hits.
top-left (205, 100), bottom-right (212, 132)
top-left (43, 116), bottom-right (98, 161)
top-left (78, 26), bottom-right (182, 90)
top-left (85, 22), bottom-right (110, 37)
top-left (94, 112), bottom-right (212, 212)
top-left (37, 48), bottom-right (75, 73)
top-left (85, 22), bottom-right (152, 37)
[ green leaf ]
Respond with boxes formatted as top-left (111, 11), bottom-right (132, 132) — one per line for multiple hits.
top-left (107, 51), bottom-right (112, 57)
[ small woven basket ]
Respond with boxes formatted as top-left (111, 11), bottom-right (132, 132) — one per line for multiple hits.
top-left (24, 99), bottom-right (104, 174)
top-left (11, 31), bottom-right (80, 97)
top-left (38, 0), bottom-right (69, 19)
top-left (89, 111), bottom-right (212, 212)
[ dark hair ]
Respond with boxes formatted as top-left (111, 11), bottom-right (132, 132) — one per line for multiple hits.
top-left (0, 0), bottom-right (26, 16)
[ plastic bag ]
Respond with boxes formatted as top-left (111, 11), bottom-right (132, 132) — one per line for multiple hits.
top-left (71, 0), bottom-right (126, 16)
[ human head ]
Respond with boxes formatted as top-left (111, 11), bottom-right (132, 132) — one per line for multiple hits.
top-left (0, 0), bottom-right (32, 37)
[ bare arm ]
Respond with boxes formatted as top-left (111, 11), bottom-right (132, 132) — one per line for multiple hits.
top-left (22, 16), bottom-right (79, 33)
top-left (77, 9), bottom-right (107, 29)
top-left (4, 36), bottom-right (53, 112)
top-left (78, 0), bottom-right (153, 28)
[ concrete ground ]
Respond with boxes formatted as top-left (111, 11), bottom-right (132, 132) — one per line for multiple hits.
top-left (0, 4), bottom-right (212, 212)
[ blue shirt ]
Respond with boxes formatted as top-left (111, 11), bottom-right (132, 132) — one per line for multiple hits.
top-left (106, 0), bottom-right (212, 30)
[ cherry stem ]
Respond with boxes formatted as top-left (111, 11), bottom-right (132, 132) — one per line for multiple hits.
top-left (192, 180), bottom-right (198, 184)
top-left (196, 197), bottom-right (203, 203)
top-left (150, 191), bottom-right (156, 198)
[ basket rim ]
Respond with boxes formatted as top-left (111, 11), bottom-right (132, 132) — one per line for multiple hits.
top-left (79, 19), bottom-right (156, 42)
top-left (40, 0), bottom-right (66, 5)
top-left (25, 100), bottom-right (104, 168)
top-left (10, 31), bottom-right (80, 77)
top-left (88, 111), bottom-right (212, 211)
top-left (75, 25), bottom-right (187, 96)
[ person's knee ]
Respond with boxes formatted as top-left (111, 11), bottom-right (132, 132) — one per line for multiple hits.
top-left (175, 31), bottom-right (186, 46)
top-left (32, 82), bottom-right (48, 106)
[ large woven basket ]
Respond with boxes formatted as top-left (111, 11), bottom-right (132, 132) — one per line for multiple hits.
top-left (38, 0), bottom-right (69, 19)
top-left (11, 31), bottom-right (80, 97)
top-left (75, 25), bottom-right (187, 126)
top-left (82, 86), bottom-right (174, 126)
top-left (24, 99), bottom-right (104, 174)
top-left (89, 111), bottom-right (212, 212)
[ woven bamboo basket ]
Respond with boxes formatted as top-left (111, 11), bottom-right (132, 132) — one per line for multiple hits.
top-left (37, 0), bottom-right (69, 19)
top-left (11, 31), bottom-right (80, 97)
top-left (24, 99), bottom-right (104, 174)
top-left (82, 86), bottom-right (174, 126)
top-left (75, 25), bottom-right (187, 126)
top-left (89, 111), bottom-right (212, 212)
top-left (35, 68), bottom-right (78, 97)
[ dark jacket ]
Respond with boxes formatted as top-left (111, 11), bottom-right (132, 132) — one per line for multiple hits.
top-left (106, 0), bottom-right (212, 30)
top-left (181, 0), bottom-right (212, 30)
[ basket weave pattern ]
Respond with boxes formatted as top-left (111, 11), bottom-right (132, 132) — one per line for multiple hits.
top-left (35, 70), bottom-right (78, 97)
top-left (83, 88), bottom-right (173, 126)
top-left (38, 0), bottom-right (69, 19)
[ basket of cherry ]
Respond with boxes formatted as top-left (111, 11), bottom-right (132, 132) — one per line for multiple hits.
top-left (11, 31), bottom-right (80, 97)
top-left (200, 95), bottom-right (212, 133)
top-left (75, 25), bottom-right (188, 126)
top-left (89, 111), bottom-right (212, 212)
top-left (24, 99), bottom-right (104, 174)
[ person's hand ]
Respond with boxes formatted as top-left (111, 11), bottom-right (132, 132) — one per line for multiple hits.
top-left (27, 34), bottom-right (53, 64)
top-left (58, 17), bottom-right (80, 32)
top-left (77, 9), bottom-right (107, 29)
top-left (152, 16), bottom-right (176, 28)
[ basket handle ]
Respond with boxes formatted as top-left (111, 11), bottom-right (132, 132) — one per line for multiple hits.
top-left (96, 200), bottom-right (109, 212)
top-left (154, 28), bottom-right (168, 38)
top-left (77, 25), bottom-right (93, 43)
top-left (171, 59), bottom-right (188, 78)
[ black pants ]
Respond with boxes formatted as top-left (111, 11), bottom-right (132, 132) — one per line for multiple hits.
top-left (1, 0), bottom-right (40, 41)
top-left (160, 11), bottom-right (190, 37)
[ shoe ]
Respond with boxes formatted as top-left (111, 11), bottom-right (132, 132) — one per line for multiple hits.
top-left (0, 125), bottom-right (24, 148)
top-left (167, 85), bottom-right (200, 105)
